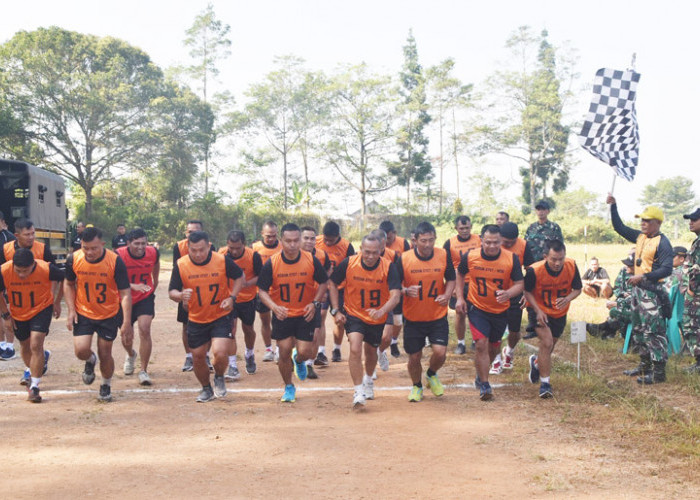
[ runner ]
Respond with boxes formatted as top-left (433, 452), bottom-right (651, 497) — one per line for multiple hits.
top-left (116, 228), bottom-right (160, 385)
top-left (329, 234), bottom-right (401, 407)
top-left (455, 224), bottom-right (523, 401)
top-left (379, 220), bottom-right (409, 357)
top-left (523, 239), bottom-right (582, 398)
top-left (397, 222), bottom-right (456, 402)
top-left (0, 249), bottom-right (63, 402)
top-left (257, 223), bottom-right (329, 403)
top-left (168, 231), bottom-right (244, 402)
top-left (111, 224), bottom-right (128, 250)
top-left (252, 221), bottom-right (281, 362)
top-left (64, 226), bottom-right (133, 403)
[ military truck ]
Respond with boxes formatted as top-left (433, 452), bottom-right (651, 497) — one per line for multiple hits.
top-left (0, 159), bottom-right (68, 265)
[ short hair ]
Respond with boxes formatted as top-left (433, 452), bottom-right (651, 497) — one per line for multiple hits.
top-left (14, 218), bottom-right (34, 232)
top-left (361, 234), bottom-right (380, 246)
top-left (454, 215), bottom-right (471, 226)
top-left (262, 220), bottom-right (278, 230)
top-left (188, 230), bottom-right (209, 244)
top-left (0, 210), bottom-right (5, 221)
top-left (414, 221), bottom-right (436, 237)
top-left (481, 224), bottom-right (501, 237)
top-left (227, 230), bottom-right (246, 244)
top-left (322, 221), bottom-right (340, 237)
top-left (497, 211), bottom-right (510, 220)
top-left (186, 220), bottom-right (204, 229)
top-left (379, 220), bottom-right (396, 233)
top-left (281, 223), bottom-right (301, 236)
top-left (299, 226), bottom-right (317, 234)
top-left (370, 229), bottom-right (387, 242)
top-left (590, 256), bottom-right (599, 262)
top-left (500, 222), bottom-right (519, 239)
top-left (117, 223), bottom-right (126, 228)
top-left (13, 247), bottom-right (34, 267)
top-left (82, 226), bottom-right (103, 242)
top-left (128, 228), bottom-right (147, 241)
top-left (545, 239), bottom-right (566, 254)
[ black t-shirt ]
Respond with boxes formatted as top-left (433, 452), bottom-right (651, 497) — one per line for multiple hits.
top-left (0, 229), bottom-right (16, 245)
top-left (112, 234), bottom-right (128, 249)
top-left (582, 268), bottom-right (609, 281)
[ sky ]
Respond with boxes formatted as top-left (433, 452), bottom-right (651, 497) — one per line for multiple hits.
top-left (2, 0), bottom-right (699, 220)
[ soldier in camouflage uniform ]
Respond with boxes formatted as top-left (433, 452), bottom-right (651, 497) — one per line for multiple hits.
top-left (664, 246), bottom-right (687, 293)
top-left (586, 254), bottom-right (634, 339)
top-left (608, 195), bottom-right (674, 384)
top-left (524, 200), bottom-right (564, 262)
top-left (680, 208), bottom-right (700, 372)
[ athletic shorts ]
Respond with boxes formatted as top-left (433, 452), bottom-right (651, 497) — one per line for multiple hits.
top-left (255, 294), bottom-right (270, 314)
top-left (73, 309), bottom-right (123, 341)
top-left (344, 314), bottom-right (383, 347)
top-left (506, 297), bottom-right (524, 333)
top-left (232, 299), bottom-right (256, 326)
top-left (187, 315), bottom-right (233, 349)
top-left (539, 314), bottom-right (567, 338)
top-left (449, 283), bottom-right (470, 311)
top-left (468, 305), bottom-right (507, 344)
top-left (14, 305), bottom-right (53, 341)
top-left (322, 289), bottom-right (344, 310)
top-left (177, 302), bottom-right (188, 324)
top-left (403, 316), bottom-right (449, 354)
top-left (271, 315), bottom-right (315, 342)
top-left (313, 308), bottom-right (322, 329)
top-left (132, 294), bottom-right (155, 324)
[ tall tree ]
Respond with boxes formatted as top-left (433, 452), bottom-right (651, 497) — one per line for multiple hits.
top-left (183, 3), bottom-right (232, 195)
top-left (640, 176), bottom-right (697, 220)
top-left (388, 30), bottom-right (432, 206)
top-left (0, 27), bottom-right (167, 217)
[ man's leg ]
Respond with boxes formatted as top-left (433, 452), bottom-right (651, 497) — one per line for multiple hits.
top-left (276, 336), bottom-right (294, 386)
top-left (191, 342), bottom-right (213, 387)
top-left (96, 336), bottom-right (115, 379)
top-left (681, 297), bottom-right (700, 372)
top-left (407, 350), bottom-right (423, 385)
top-left (332, 322), bottom-right (345, 362)
top-left (455, 310), bottom-right (467, 352)
top-left (474, 337), bottom-right (490, 383)
top-left (211, 337), bottom-right (231, 377)
top-left (601, 284), bottom-right (613, 299)
top-left (534, 326), bottom-right (555, 379)
top-left (347, 331), bottom-right (364, 386)
top-left (583, 285), bottom-right (598, 298)
top-left (27, 332), bottom-right (47, 380)
top-left (260, 311), bottom-right (274, 360)
top-left (137, 314), bottom-right (153, 373)
top-left (315, 309), bottom-right (328, 363)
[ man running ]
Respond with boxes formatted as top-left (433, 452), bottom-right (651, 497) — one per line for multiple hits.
top-left (169, 231), bottom-right (244, 402)
top-left (379, 220), bottom-right (409, 357)
top-left (330, 234), bottom-right (401, 407)
top-left (112, 224), bottom-right (128, 250)
top-left (116, 228), bottom-right (159, 385)
top-left (523, 239), bottom-right (582, 398)
top-left (64, 226), bottom-right (132, 402)
top-left (0, 249), bottom-right (63, 402)
top-left (455, 224), bottom-right (523, 401)
top-left (257, 223), bottom-right (328, 403)
top-left (252, 221), bottom-right (281, 362)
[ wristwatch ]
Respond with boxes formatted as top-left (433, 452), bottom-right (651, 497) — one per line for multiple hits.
top-left (313, 300), bottom-right (322, 309)
top-left (329, 307), bottom-right (339, 316)
top-left (1, 312), bottom-right (10, 320)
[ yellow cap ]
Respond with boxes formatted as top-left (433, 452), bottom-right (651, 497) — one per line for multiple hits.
top-left (635, 206), bottom-right (664, 222)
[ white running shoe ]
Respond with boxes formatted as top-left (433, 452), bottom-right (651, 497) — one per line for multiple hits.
top-left (213, 375), bottom-right (227, 398)
top-left (262, 349), bottom-right (275, 362)
top-left (489, 357), bottom-right (503, 375)
top-left (502, 346), bottom-right (514, 370)
top-left (363, 378), bottom-right (375, 400)
top-left (353, 391), bottom-right (366, 408)
top-left (123, 350), bottom-right (137, 375)
top-left (378, 349), bottom-right (389, 372)
top-left (138, 370), bottom-right (152, 386)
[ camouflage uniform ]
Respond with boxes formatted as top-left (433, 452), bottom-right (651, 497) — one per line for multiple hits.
top-left (664, 265), bottom-right (683, 293)
top-left (630, 285), bottom-right (668, 362)
top-left (609, 267), bottom-right (632, 325)
top-left (524, 220), bottom-right (564, 262)
top-left (680, 235), bottom-right (700, 357)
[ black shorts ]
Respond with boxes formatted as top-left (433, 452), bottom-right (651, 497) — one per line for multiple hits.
top-left (313, 308), bottom-right (322, 329)
top-left (233, 299), bottom-right (256, 326)
top-left (255, 294), bottom-right (270, 314)
top-left (506, 297), bottom-right (524, 333)
top-left (132, 294), bottom-right (155, 324)
top-left (403, 316), bottom-right (449, 354)
top-left (177, 302), bottom-right (188, 324)
top-left (322, 289), bottom-right (344, 310)
top-left (468, 305), bottom-right (507, 344)
top-left (540, 314), bottom-right (567, 338)
top-left (344, 314), bottom-right (383, 347)
top-left (187, 315), bottom-right (233, 349)
top-left (449, 283), bottom-right (470, 310)
top-left (73, 310), bottom-right (123, 341)
top-left (271, 315), bottom-right (315, 342)
top-left (14, 305), bottom-right (53, 341)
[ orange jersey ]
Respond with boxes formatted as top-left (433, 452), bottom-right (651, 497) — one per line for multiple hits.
top-left (387, 236), bottom-right (409, 257)
top-left (462, 249), bottom-right (518, 314)
top-left (339, 255), bottom-right (395, 325)
top-left (266, 251), bottom-right (320, 317)
top-left (381, 247), bottom-right (397, 263)
top-left (3, 240), bottom-right (47, 263)
top-left (400, 247), bottom-right (451, 322)
top-left (1, 260), bottom-right (56, 321)
top-left (445, 234), bottom-right (481, 283)
top-left (176, 239), bottom-right (188, 261)
top-left (315, 235), bottom-right (352, 268)
top-left (177, 252), bottom-right (234, 324)
top-left (526, 258), bottom-right (578, 318)
top-left (218, 246), bottom-right (259, 303)
top-left (252, 240), bottom-right (281, 264)
top-left (505, 238), bottom-right (526, 267)
top-left (70, 250), bottom-right (125, 320)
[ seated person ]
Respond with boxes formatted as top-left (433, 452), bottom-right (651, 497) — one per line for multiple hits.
top-left (664, 246), bottom-right (687, 292)
top-left (581, 257), bottom-right (612, 299)
top-left (586, 253), bottom-right (634, 339)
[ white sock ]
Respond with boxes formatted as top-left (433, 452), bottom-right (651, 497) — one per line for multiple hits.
top-left (354, 384), bottom-right (364, 394)
top-left (0, 342), bottom-right (6, 349)
top-left (458, 339), bottom-right (465, 346)
top-left (229, 355), bottom-right (237, 367)
top-left (318, 346), bottom-right (326, 354)
top-left (30, 377), bottom-right (41, 388)
top-left (305, 359), bottom-right (313, 366)
top-left (334, 344), bottom-right (342, 350)
top-left (245, 348), bottom-right (254, 359)
top-left (185, 353), bottom-right (193, 359)
top-left (102, 377), bottom-right (112, 386)
top-left (504, 346), bottom-right (514, 356)
top-left (363, 374), bottom-right (372, 384)
top-left (541, 376), bottom-right (550, 383)
top-left (391, 338), bottom-right (398, 345)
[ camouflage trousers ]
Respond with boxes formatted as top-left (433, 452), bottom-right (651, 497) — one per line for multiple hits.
top-left (681, 295), bottom-right (700, 357)
top-left (610, 297), bottom-right (632, 324)
top-left (631, 286), bottom-right (668, 363)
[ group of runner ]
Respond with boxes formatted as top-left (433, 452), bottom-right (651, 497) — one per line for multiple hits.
top-left (0, 212), bottom-right (583, 406)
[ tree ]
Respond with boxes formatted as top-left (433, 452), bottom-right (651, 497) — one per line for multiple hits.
top-left (640, 176), bottom-right (697, 220)
top-left (0, 27), bottom-right (167, 217)
top-left (182, 3), bottom-right (232, 195)
top-left (322, 64), bottom-right (397, 222)
top-left (388, 30), bottom-right (432, 207)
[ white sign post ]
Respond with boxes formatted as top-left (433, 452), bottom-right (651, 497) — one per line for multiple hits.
top-left (570, 321), bottom-right (587, 379)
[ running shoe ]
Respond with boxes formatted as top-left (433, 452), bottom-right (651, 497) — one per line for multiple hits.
top-left (20, 368), bottom-right (30, 386)
top-left (378, 349), bottom-right (390, 371)
top-left (225, 365), bottom-right (241, 381)
top-left (27, 386), bottom-right (42, 403)
top-left (82, 353), bottom-right (96, 385)
top-left (426, 372), bottom-right (444, 397)
top-left (528, 354), bottom-right (540, 384)
top-left (489, 358), bottom-right (503, 375)
top-left (182, 356), bottom-right (194, 372)
top-left (138, 370), bottom-right (152, 386)
top-left (408, 385), bottom-right (423, 402)
top-left (245, 354), bottom-right (257, 374)
top-left (43, 350), bottom-right (51, 375)
top-left (0, 346), bottom-right (16, 360)
top-left (307, 365), bottom-right (318, 379)
top-left (502, 346), bottom-right (514, 370)
top-left (213, 375), bottom-right (227, 398)
top-left (274, 349), bottom-right (279, 363)
top-left (479, 381), bottom-right (493, 401)
top-left (353, 390), bottom-right (366, 408)
top-left (539, 382), bottom-right (553, 399)
top-left (372, 369), bottom-right (377, 380)
top-left (281, 384), bottom-right (296, 402)
top-left (332, 348), bottom-right (341, 362)
top-left (454, 343), bottom-right (466, 355)
top-left (314, 352), bottom-right (329, 366)
top-left (390, 343), bottom-right (401, 358)
top-left (363, 378), bottom-right (375, 400)
top-left (123, 349), bottom-right (137, 375)
top-left (98, 384), bottom-right (112, 402)
top-left (263, 348), bottom-right (275, 362)
top-left (292, 348), bottom-right (307, 381)
top-left (196, 385), bottom-right (215, 403)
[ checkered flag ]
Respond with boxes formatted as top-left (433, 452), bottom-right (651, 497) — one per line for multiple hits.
top-left (578, 68), bottom-right (641, 181)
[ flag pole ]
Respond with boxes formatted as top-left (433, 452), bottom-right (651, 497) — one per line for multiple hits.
top-left (610, 172), bottom-right (617, 196)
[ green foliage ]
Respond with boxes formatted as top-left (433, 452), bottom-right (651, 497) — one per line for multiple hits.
top-left (640, 176), bottom-right (697, 220)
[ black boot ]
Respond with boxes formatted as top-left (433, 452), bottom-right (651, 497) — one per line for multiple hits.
top-left (585, 323), bottom-right (599, 337)
top-left (623, 354), bottom-right (651, 376)
top-left (638, 361), bottom-right (666, 384)
top-left (683, 356), bottom-right (700, 374)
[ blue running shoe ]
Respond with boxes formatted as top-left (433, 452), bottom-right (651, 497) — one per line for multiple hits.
top-left (474, 374), bottom-right (481, 389)
top-left (19, 368), bottom-right (30, 386)
top-left (480, 381), bottom-right (493, 401)
top-left (292, 348), bottom-right (307, 381)
top-left (43, 350), bottom-right (51, 375)
top-left (539, 382), bottom-right (553, 399)
top-left (1, 346), bottom-right (16, 360)
top-left (281, 384), bottom-right (296, 402)
top-left (528, 354), bottom-right (540, 384)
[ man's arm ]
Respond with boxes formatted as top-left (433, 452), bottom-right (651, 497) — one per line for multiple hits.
top-left (607, 195), bottom-right (640, 243)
